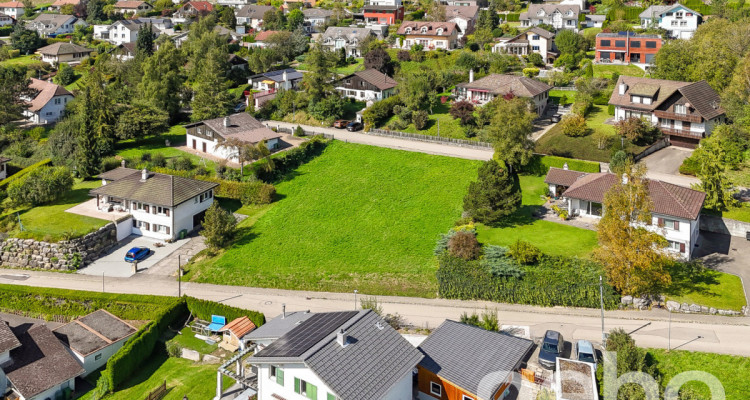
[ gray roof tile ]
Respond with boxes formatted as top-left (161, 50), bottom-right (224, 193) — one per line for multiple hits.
top-left (0, 319), bottom-right (21, 354)
top-left (90, 169), bottom-right (218, 207)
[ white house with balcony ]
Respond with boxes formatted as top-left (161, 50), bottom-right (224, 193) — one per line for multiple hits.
top-left (453, 72), bottom-right (552, 115)
top-left (609, 75), bottom-right (726, 148)
top-left (520, 4), bottom-right (581, 32)
top-left (320, 26), bottom-right (374, 57)
top-left (493, 26), bottom-right (557, 64)
top-left (334, 68), bottom-right (397, 102)
top-left (544, 167), bottom-right (706, 260)
top-left (640, 3), bottom-right (701, 39)
top-left (184, 113), bottom-right (282, 163)
top-left (90, 168), bottom-right (218, 241)
top-left (23, 78), bottom-right (74, 125)
top-left (395, 21), bottom-right (459, 50)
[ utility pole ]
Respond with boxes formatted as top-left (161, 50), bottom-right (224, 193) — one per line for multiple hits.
top-left (353, 289), bottom-right (358, 310)
top-left (668, 308), bottom-right (672, 351)
top-left (178, 255), bottom-right (182, 297)
top-left (599, 275), bottom-right (606, 347)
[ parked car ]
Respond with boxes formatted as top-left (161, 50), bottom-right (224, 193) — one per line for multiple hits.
top-left (538, 330), bottom-right (564, 370)
top-left (334, 119), bottom-right (350, 129)
top-left (575, 340), bottom-right (597, 369)
top-left (234, 102), bottom-right (246, 113)
top-left (124, 247), bottom-right (151, 263)
top-left (346, 121), bottom-right (363, 131)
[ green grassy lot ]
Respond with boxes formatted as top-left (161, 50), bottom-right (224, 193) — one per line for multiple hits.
top-left (592, 63), bottom-right (647, 79)
top-left (382, 98), bottom-right (469, 140)
top-left (298, 58), bottom-right (364, 75)
top-left (167, 327), bottom-right (219, 354)
top-left (475, 175), bottom-right (599, 258)
top-left (186, 141), bottom-right (480, 297)
top-left (115, 125), bottom-right (220, 173)
top-left (3, 180), bottom-right (108, 242)
top-left (665, 267), bottom-right (746, 311)
top-left (549, 89), bottom-right (577, 105)
top-left (649, 349), bottom-right (750, 400)
top-left (0, 55), bottom-right (45, 67)
top-left (706, 204), bottom-right (750, 224)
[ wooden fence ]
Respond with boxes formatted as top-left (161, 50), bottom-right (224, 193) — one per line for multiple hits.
top-left (145, 380), bottom-right (167, 400)
top-left (368, 128), bottom-right (493, 149)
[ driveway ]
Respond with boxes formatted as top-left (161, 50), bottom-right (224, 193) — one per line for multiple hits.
top-left (639, 146), bottom-right (699, 187)
top-left (693, 230), bottom-right (750, 307)
top-left (77, 235), bottom-right (192, 278)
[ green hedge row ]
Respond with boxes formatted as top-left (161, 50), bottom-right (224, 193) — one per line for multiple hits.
top-left (520, 154), bottom-right (601, 176)
top-left (607, 7), bottom-right (645, 22)
top-left (0, 26), bottom-right (12, 36)
top-left (186, 297), bottom-right (266, 328)
top-left (150, 167), bottom-right (252, 200)
top-left (0, 158), bottom-right (52, 189)
top-left (505, 13), bottom-right (520, 22)
top-left (436, 254), bottom-right (620, 309)
top-left (254, 136), bottom-right (329, 182)
top-left (362, 95), bottom-right (402, 129)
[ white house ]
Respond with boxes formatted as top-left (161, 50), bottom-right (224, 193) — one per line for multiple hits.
top-left (445, 5), bottom-right (478, 40)
top-left (0, 1), bottom-right (23, 20)
top-left (545, 167), bottom-right (706, 260)
top-left (302, 8), bottom-right (333, 33)
top-left (52, 310), bottom-right (137, 377)
top-left (334, 68), bottom-right (397, 102)
top-left (639, 3), bottom-right (702, 39)
top-left (36, 42), bottom-right (93, 65)
top-left (2, 319), bottom-right (85, 400)
top-left (610, 76), bottom-right (726, 148)
top-left (25, 14), bottom-right (85, 37)
top-left (112, 0), bottom-right (153, 14)
top-left (0, 157), bottom-right (9, 180)
top-left (90, 168), bottom-right (219, 241)
top-left (395, 21), bottom-right (459, 50)
top-left (23, 78), bottom-right (74, 125)
top-left (320, 26), bottom-right (375, 57)
top-left (453, 72), bottom-right (552, 115)
top-left (493, 26), bottom-right (557, 64)
top-left (184, 113), bottom-right (282, 163)
top-left (247, 310), bottom-right (423, 400)
top-left (218, 0), bottom-right (253, 9)
top-left (235, 4), bottom-right (273, 31)
top-left (0, 13), bottom-right (14, 26)
top-left (96, 19), bottom-right (161, 45)
top-left (520, 4), bottom-right (581, 32)
top-left (248, 68), bottom-right (302, 91)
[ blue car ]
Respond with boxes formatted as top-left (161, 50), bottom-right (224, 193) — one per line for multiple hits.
top-left (124, 247), bottom-right (150, 263)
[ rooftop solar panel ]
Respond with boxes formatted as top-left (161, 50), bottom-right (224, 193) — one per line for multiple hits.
top-left (255, 311), bottom-right (358, 358)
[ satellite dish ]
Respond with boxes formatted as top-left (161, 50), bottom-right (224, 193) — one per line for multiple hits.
top-left (0, 367), bottom-right (7, 396)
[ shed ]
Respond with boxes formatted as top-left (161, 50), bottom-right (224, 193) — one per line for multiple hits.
top-left (219, 316), bottom-right (257, 352)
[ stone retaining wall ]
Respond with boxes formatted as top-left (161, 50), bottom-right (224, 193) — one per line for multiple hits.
top-left (621, 295), bottom-right (748, 316)
top-left (0, 223), bottom-right (118, 270)
top-left (700, 214), bottom-right (750, 238)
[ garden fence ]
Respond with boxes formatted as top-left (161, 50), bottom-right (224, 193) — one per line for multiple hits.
top-left (273, 126), bottom-right (335, 140)
top-left (552, 86), bottom-right (577, 91)
top-left (367, 128), bottom-right (493, 149)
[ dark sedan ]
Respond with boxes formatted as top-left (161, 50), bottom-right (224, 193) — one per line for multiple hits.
top-left (346, 121), bottom-right (363, 132)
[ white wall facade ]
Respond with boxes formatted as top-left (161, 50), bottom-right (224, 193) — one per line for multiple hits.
top-left (335, 87), bottom-right (393, 102)
top-left (641, 6), bottom-right (700, 39)
top-left (186, 132), bottom-right (280, 163)
top-left (0, 5), bottom-right (23, 19)
top-left (21, 378), bottom-right (75, 400)
top-left (24, 94), bottom-right (73, 124)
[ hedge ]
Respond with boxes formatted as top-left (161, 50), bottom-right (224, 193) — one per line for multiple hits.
top-left (437, 254), bottom-right (620, 309)
top-left (186, 297), bottom-right (265, 328)
top-left (0, 158), bottom-right (52, 189)
top-left (606, 6), bottom-right (645, 22)
top-left (0, 26), bottom-right (12, 36)
top-left (505, 13), bottom-right (520, 22)
top-left (254, 136), bottom-right (328, 182)
top-left (361, 95), bottom-right (402, 130)
top-left (520, 154), bottom-right (601, 176)
top-left (150, 167), bottom-right (252, 200)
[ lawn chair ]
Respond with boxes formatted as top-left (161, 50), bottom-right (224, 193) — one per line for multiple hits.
top-left (207, 315), bottom-right (227, 332)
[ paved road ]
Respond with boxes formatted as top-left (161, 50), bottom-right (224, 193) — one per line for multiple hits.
top-left (0, 269), bottom-right (748, 356)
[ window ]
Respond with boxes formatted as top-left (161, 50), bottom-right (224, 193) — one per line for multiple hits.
top-left (95, 353), bottom-right (102, 361)
top-left (462, 395), bottom-right (474, 400)
top-left (600, 40), bottom-right (611, 46)
top-left (615, 40), bottom-right (626, 47)
top-left (270, 366), bottom-right (284, 386)
top-left (421, 26), bottom-right (428, 33)
top-left (54, 98), bottom-right (61, 105)
top-left (430, 382), bottom-right (442, 396)
top-left (532, 35), bottom-right (540, 40)
top-left (645, 41), bottom-right (657, 48)
top-left (566, 19), bottom-right (573, 25)
top-left (674, 104), bottom-right (687, 114)
top-left (671, 20), bottom-right (678, 26)
top-left (643, 97), bottom-right (652, 105)
top-left (631, 41), bottom-right (641, 48)
top-left (532, 45), bottom-right (540, 51)
top-left (631, 95), bottom-right (641, 104)
top-left (658, 218), bottom-right (680, 230)
top-left (589, 202), bottom-right (602, 216)
top-left (155, 206), bottom-right (170, 216)
top-left (294, 378), bottom-right (317, 399)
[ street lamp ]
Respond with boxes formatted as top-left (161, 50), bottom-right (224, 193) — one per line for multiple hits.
top-left (353, 289), bottom-right (358, 310)
top-left (599, 275), bottom-right (606, 347)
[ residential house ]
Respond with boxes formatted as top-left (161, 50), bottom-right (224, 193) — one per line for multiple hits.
top-left (281, 0), bottom-right (315, 12)
top-left (321, 26), bottom-right (375, 57)
top-left (0, 1), bottom-right (23, 19)
top-left (215, 24), bottom-right (242, 42)
top-left (396, 21), bottom-right (459, 50)
top-left (335, 68), bottom-right (397, 102)
top-left (247, 310), bottom-right (423, 400)
top-left (584, 14), bottom-right (605, 28)
top-left (520, 4), bottom-right (581, 32)
top-left (218, 0), bottom-right (253, 10)
top-left (96, 19), bottom-right (161, 45)
top-left (2, 319), bottom-right (85, 400)
top-left (444, 0), bottom-right (477, 6)
top-left (0, 158), bottom-right (9, 180)
top-left (219, 316), bottom-right (257, 352)
top-left (417, 320), bottom-right (534, 400)
top-left (228, 53), bottom-right (248, 70)
top-left (172, 1), bottom-right (213, 24)
top-left (453, 72), bottom-right (552, 115)
top-left (493, 26), bottom-right (556, 64)
top-left (244, 309), bottom-right (314, 353)
top-left (112, 42), bottom-right (137, 60)
top-left (247, 29), bottom-right (280, 48)
top-left (302, 7), bottom-right (333, 33)
top-left (247, 68), bottom-right (303, 108)
top-left (235, 4), bottom-right (274, 31)
top-left (90, 167), bottom-right (219, 240)
top-left (25, 14), bottom-right (85, 37)
top-left (0, 13), bottom-right (15, 26)
top-left (640, 3), bottom-right (702, 39)
top-left (184, 113), bottom-right (282, 163)
top-left (445, 5), bottom-right (479, 39)
top-left (545, 167), bottom-right (706, 259)
top-left (47, 0), bottom-right (81, 13)
top-left (137, 16), bottom-right (173, 30)
top-left (113, 0), bottom-right (153, 14)
top-left (36, 42), bottom-right (93, 65)
top-left (594, 32), bottom-right (663, 66)
top-left (23, 78), bottom-right (74, 124)
top-left (609, 75), bottom-right (726, 147)
top-left (53, 310), bottom-right (137, 377)
top-left (363, 0), bottom-right (404, 26)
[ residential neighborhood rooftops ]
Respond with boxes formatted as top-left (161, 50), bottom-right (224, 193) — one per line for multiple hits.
top-left (609, 76), bottom-right (725, 120)
top-left (244, 310), bottom-right (314, 341)
top-left (322, 26), bottom-right (374, 41)
top-left (90, 168), bottom-right (219, 207)
top-left (220, 316), bottom-right (257, 339)
top-left (113, 0), bottom-right (149, 8)
top-left (249, 67), bottom-right (303, 82)
top-left (50, 0), bottom-right (80, 6)
top-left (53, 310), bottom-right (137, 357)
top-left (418, 320), bottom-right (534, 397)
top-left (455, 73), bottom-right (552, 97)
top-left (37, 42), bottom-right (93, 56)
top-left (302, 7), bottom-right (333, 17)
top-left (6, 324), bottom-right (85, 400)
top-left (640, 3), bottom-right (701, 18)
top-left (0, 319), bottom-right (21, 354)
top-left (397, 21), bottom-right (458, 36)
top-left (254, 30), bottom-right (281, 41)
top-left (182, 0), bottom-right (212, 11)
top-left (544, 167), bottom-right (588, 187)
top-left (521, 4), bottom-right (580, 19)
top-left (526, 26), bottom-right (555, 38)
top-left (0, 1), bottom-right (24, 7)
top-left (185, 112), bottom-right (282, 145)
top-left (345, 68), bottom-right (397, 90)
top-left (28, 78), bottom-right (73, 112)
top-left (445, 5), bottom-right (479, 20)
top-left (235, 4), bottom-right (274, 19)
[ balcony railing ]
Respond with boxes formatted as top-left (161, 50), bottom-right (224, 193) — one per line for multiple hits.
top-left (653, 110), bottom-right (702, 123)
top-left (659, 126), bottom-right (704, 139)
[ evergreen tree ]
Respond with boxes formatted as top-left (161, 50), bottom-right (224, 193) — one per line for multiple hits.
top-left (202, 203), bottom-right (237, 250)
top-left (10, 25), bottom-right (43, 55)
top-left (463, 159), bottom-right (522, 223)
top-left (301, 44), bottom-right (337, 103)
top-left (54, 63), bottom-right (77, 86)
top-left (136, 22), bottom-right (155, 57)
top-left (486, 97), bottom-right (536, 171)
top-left (0, 65), bottom-right (33, 126)
top-left (138, 40), bottom-right (186, 122)
top-left (190, 49), bottom-right (234, 121)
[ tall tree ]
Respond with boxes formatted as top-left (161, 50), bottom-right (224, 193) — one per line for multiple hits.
top-left (301, 44), bottom-right (337, 103)
top-left (693, 126), bottom-right (741, 211)
top-left (286, 8), bottom-right (304, 31)
top-left (364, 47), bottom-right (392, 75)
top-left (116, 102), bottom-right (169, 140)
top-left (138, 40), bottom-right (186, 122)
top-left (72, 69), bottom-right (118, 177)
top-left (10, 25), bottom-right (43, 55)
top-left (262, 8), bottom-right (286, 31)
top-left (202, 203), bottom-right (237, 250)
top-left (425, 1), bottom-right (446, 21)
top-left (554, 29), bottom-right (584, 55)
top-left (398, 69), bottom-right (436, 112)
top-left (86, 0), bottom-right (107, 22)
top-left (0, 65), bottom-right (33, 126)
top-left (136, 22), bottom-right (155, 56)
top-left (190, 49), bottom-right (234, 121)
top-left (463, 159), bottom-right (522, 223)
top-left (486, 97), bottom-right (536, 171)
top-left (594, 163), bottom-right (672, 296)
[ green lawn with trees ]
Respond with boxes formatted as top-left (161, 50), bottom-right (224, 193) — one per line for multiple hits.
top-left (665, 269), bottom-right (746, 311)
top-left (186, 141), bottom-right (480, 297)
top-left (592, 63), bottom-right (646, 79)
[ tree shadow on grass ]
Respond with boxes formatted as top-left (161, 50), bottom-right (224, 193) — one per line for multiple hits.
top-left (662, 260), bottom-right (721, 297)
top-left (116, 347), bottom-right (170, 392)
top-left (230, 226), bottom-right (260, 248)
top-left (484, 205), bottom-right (546, 228)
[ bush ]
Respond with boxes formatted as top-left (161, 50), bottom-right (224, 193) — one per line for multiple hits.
top-left (151, 153), bottom-right (166, 168)
top-left (7, 166), bottom-right (73, 206)
top-left (615, 117), bottom-right (662, 146)
top-left (140, 152), bottom-right (152, 162)
top-left (449, 100), bottom-right (475, 126)
top-left (522, 67), bottom-right (540, 77)
top-left (185, 297), bottom-right (265, 328)
top-left (254, 136), bottom-right (328, 182)
top-left (100, 157), bottom-right (121, 172)
top-left (241, 181), bottom-right (276, 205)
top-left (560, 113), bottom-right (588, 137)
top-left (507, 240), bottom-right (542, 265)
top-left (362, 95), bottom-right (403, 130)
top-left (527, 53), bottom-right (544, 67)
top-left (505, 13), bottom-right (520, 22)
top-left (679, 154), bottom-right (701, 176)
top-left (607, 104), bottom-right (615, 115)
top-left (397, 50), bottom-right (411, 62)
top-left (412, 110), bottom-right (429, 130)
top-left (165, 339), bottom-right (183, 358)
top-left (571, 97), bottom-right (592, 117)
top-left (168, 155), bottom-right (194, 171)
top-left (481, 245), bottom-right (524, 278)
top-left (447, 230), bottom-right (482, 260)
top-left (202, 203), bottom-right (237, 250)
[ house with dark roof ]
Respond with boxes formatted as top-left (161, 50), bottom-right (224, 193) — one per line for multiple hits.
top-left (0, 13), bottom-right (14, 26)
top-left (37, 42), bottom-right (93, 65)
top-left (453, 72), bottom-right (552, 115)
top-left (90, 167), bottom-right (218, 240)
top-left (445, 5), bottom-right (478, 39)
top-left (247, 310), bottom-right (423, 400)
top-left (302, 7), bottom-right (333, 33)
top-left (545, 167), bottom-right (706, 259)
top-left (609, 76), bottom-right (726, 147)
top-left (334, 68), bottom-right (397, 102)
top-left (22, 78), bottom-right (74, 125)
top-left (53, 310), bottom-right (137, 376)
top-left (25, 13), bottom-right (85, 37)
top-left (520, 4), bottom-right (581, 32)
top-left (493, 26), bottom-right (557, 64)
top-left (3, 320), bottom-right (85, 400)
top-left (417, 320), bottom-right (534, 400)
top-left (235, 4), bottom-right (274, 30)
top-left (396, 21), bottom-right (459, 50)
top-left (244, 309), bottom-right (314, 352)
top-left (184, 113), bottom-right (282, 163)
top-left (640, 3), bottom-right (702, 39)
top-left (321, 26), bottom-right (376, 57)
top-left (96, 19), bottom-right (162, 45)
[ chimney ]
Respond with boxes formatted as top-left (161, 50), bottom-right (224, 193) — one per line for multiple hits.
top-left (223, 116), bottom-right (230, 127)
top-left (563, 162), bottom-right (568, 170)
top-left (140, 168), bottom-right (148, 182)
top-left (121, 159), bottom-right (126, 168)
top-left (102, 178), bottom-right (107, 186)
top-left (336, 329), bottom-right (348, 347)
top-left (619, 82), bottom-right (628, 95)
top-left (469, 69), bottom-right (474, 83)
top-left (282, 303), bottom-right (286, 319)
top-left (282, 70), bottom-right (288, 82)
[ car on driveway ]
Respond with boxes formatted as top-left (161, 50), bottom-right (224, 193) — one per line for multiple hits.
top-left (346, 121), bottom-right (363, 131)
top-left (538, 330), bottom-right (564, 370)
top-left (575, 339), bottom-right (597, 369)
top-left (333, 119), bottom-right (350, 129)
top-left (124, 247), bottom-right (150, 263)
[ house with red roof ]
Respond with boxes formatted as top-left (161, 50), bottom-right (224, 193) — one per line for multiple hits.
top-left (47, 0), bottom-right (81, 13)
top-left (23, 78), bottom-right (74, 125)
top-left (0, 1), bottom-right (24, 19)
top-left (173, 1), bottom-right (213, 23)
top-left (112, 0), bottom-right (153, 14)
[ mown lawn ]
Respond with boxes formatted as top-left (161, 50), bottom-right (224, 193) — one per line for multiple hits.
top-left (3, 180), bottom-right (108, 242)
top-left (115, 125), bottom-right (220, 173)
top-left (649, 348), bottom-right (750, 400)
top-left (186, 141), bottom-right (480, 297)
top-left (0, 55), bottom-right (45, 67)
top-left (382, 98), bottom-right (469, 140)
top-left (166, 327), bottom-right (218, 354)
top-left (592, 63), bottom-right (646, 79)
top-left (475, 175), bottom-right (599, 258)
top-left (706, 203), bottom-right (750, 224)
top-left (665, 269), bottom-right (746, 311)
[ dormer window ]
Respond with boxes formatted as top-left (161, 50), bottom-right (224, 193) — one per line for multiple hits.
top-left (436, 28), bottom-right (443, 35)
top-left (405, 27), bottom-right (411, 34)
top-left (421, 26), bottom-right (428, 33)
top-left (567, 10), bottom-right (573, 16)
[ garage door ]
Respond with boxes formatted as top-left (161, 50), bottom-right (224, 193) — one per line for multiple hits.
top-left (669, 135), bottom-right (699, 149)
top-left (193, 210), bottom-right (207, 229)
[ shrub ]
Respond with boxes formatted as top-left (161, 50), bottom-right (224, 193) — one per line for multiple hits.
top-left (241, 181), bottom-right (276, 205)
top-left (571, 97), bottom-right (592, 117)
top-left (167, 155), bottom-right (194, 171)
top-left (362, 95), bottom-right (403, 129)
top-left (615, 117), bottom-right (662, 146)
top-left (447, 230), bottom-right (482, 260)
top-left (151, 153), bottom-right (166, 168)
top-left (412, 110), bottom-right (429, 130)
top-left (527, 52), bottom-right (544, 67)
top-left (7, 166), bottom-right (73, 206)
top-left (607, 104), bottom-right (615, 115)
top-left (100, 157), bottom-right (121, 172)
top-left (481, 245), bottom-right (524, 278)
top-left (140, 152), bottom-right (152, 162)
top-left (463, 159), bottom-right (522, 223)
top-left (508, 240), bottom-right (542, 265)
top-left (53, 63), bottom-right (76, 86)
top-left (254, 136), bottom-right (328, 182)
top-left (397, 50), bottom-right (411, 61)
top-left (522, 67), bottom-right (540, 77)
top-left (201, 203), bottom-right (237, 250)
top-left (449, 100), bottom-right (475, 126)
top-left (166, 341), bottom-right (183, 358)
top-left (679, 154), bottom-right (701, 176)
top-left (294, 125), bottom-right (304, 137)
top-left (560, 113), bottom-right (588, 137)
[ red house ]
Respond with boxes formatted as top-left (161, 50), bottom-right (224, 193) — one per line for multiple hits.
top-left (595, 32), bottom-right (663, 65)
top-left (363, 0), bottom-right (404, 25)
